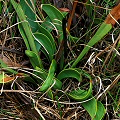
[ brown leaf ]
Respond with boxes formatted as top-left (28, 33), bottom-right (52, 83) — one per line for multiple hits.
top-left (0, 54), bottom-right (21, 67)
top-left (2, 76), bottom-right (15, 83)
top-left (16, 73), bottom-right (25, 77)
top-left (58, 8), bottom-right (70, 12)
top-left (105, 4), bottom-right (120, 25)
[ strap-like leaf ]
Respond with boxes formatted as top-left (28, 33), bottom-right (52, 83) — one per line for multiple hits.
top-left (35, 67), bottom-right (62, 90)
top-left (20, 0), bottom-right (38, 33)
top-left (40, 59), bottom-right (56, 92)
top-left (25, 50), bottom-right (42, 68)
top-left (10, 0), bottom-right (43, 68)
top-left (18, 23), bottom-right (30, 50)
top-left (33, 32), bottom-right (55, 61)
top-left (38, 25), bottom-right (56, 51)
top-left (72, 22), bottom-right (112, 67)
top-left (68, 80), bottom-right (92, 101)
top-left (41, 4), bottom-right (64, 42)
top-left (57, 68), bottom-right (82, 82)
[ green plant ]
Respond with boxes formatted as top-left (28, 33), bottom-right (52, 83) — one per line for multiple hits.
top-left (10, 0), bottom-right (43, 68)
top-left (1, 0), bottom-right (120, 119)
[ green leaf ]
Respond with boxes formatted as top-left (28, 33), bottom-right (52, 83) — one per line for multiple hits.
top-left (82, 98), bottom-right (106, 120)
top-left (0, 59), bottom-right (17, 74)
top-left (41, 4), bottom-right (64, 41)
top-left (72, 22), bottom-right (112, 67)
top-left (93, 101), bottom-right (106, 120)
top-left (57, 68), bottom-right (82, 82)
top-left (33, 32), bottom-right (55, 61)
top-left (18, 0), bottom-right (41, 51)
top-left (35, 67), bottom-right (62, 90)
top-left (82, 98), bottom-right (97, 119)
top-left (52, 77), bottom-right (62, 90)
top-left (41, 4), bottom-right (64, 25)
top-left (18, 23), bottom-right (30, 50)
top-left (68, 80), bottom-right (92, 101)
top-left (35, 67), bottom-right (47, 81)
top-left (10, 0), bottom-right (43, 68)
top-left (40, 59), bottom-right (57, 92)
top-left (20, 0), bottom-right (38, 33)
top-left (57, 68), bottom-right (91, 82)
top-left (38, 25), bottom-right (56, 51)
top-left (25, 50), bottom-right (42, 68)
top-left (47, 89), bottom-right (54, 99)
top-left (41, 16), bottom-right (54, 32)
top-left (10, 0), bottom-right (34, 51)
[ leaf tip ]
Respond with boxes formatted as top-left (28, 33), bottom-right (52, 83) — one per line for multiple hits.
top-left (105, 4), bottom-right (120, 26)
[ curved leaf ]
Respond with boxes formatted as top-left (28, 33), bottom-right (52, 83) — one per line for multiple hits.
top-left (94, 101), bottom-right (106, 120)
top-left (35, 67), bottom-right (62, 90)
top-left (25, 50), bottom-right (42, 68)
top-left (41, 4), bottom-right (64, 41)
top-left (82, 98), bottom-right (97, 119)
top-left (52, 77), bottom-right (62, 90)
top-left (41, 4), bottom-right (64, 23)
top-left (82, 98), bottom-right (106, 120)
top-left (20, 0), bottom-right (38, 32)
top-left (33, 32), bottom-right (55, 61)
top-left (40, 59), bottom-right (56, 92)
top-left (68, 80), bottom-right (92, 101)
top-left (57, 68), bottom-right (82, 82)
top-left (38, 25), bottom-right (56, 51)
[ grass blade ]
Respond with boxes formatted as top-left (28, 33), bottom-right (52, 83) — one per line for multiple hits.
top-left (72, 22), bottom-right (112, 67)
